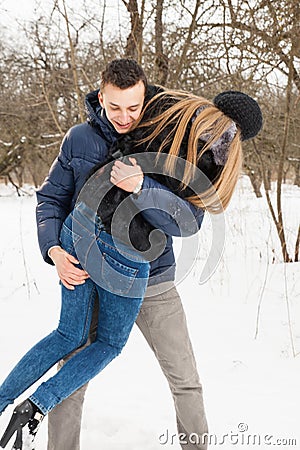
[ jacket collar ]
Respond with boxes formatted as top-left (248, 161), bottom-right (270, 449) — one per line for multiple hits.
top-left (84, 89), bottom-right (119, 142)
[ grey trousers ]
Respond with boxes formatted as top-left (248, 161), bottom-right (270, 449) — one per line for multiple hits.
top-left (47, 282), bottom-right (208, 450)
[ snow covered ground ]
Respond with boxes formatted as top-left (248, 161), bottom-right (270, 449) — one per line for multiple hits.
top-left (0, 176), bottom-right (299, 449)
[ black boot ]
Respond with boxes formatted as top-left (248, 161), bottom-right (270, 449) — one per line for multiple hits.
top-left (0, 399), bottom-right (44, 449)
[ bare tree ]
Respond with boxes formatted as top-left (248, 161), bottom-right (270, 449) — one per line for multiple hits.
top-left (173, 0), bottom-right (201, 82)
top-left (252, 78), bottom-right (299, 262)
top-left (52, 0), bottom-right (95, 122)
top-left (222, 0), bottom-right (300, 91)
top-left (154, 0), bottom-right (168, 84)
top-left (121, 0), bottom-right (144, 61)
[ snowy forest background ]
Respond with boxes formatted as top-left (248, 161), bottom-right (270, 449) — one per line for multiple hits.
top-left (0, 0), bottom-right (300, 448)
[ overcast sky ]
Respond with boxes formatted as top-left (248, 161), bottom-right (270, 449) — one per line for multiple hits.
top-left (1, 0), bottom-right (36, 22)
top-left (0, 0), bottom-right (124, 40)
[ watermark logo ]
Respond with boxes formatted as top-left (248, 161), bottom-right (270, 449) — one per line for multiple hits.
top-left (73, 152), bottom-right (226, 296)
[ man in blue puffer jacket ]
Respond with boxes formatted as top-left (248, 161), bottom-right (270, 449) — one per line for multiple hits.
top-left (37, 59), bottom-right (208, 450)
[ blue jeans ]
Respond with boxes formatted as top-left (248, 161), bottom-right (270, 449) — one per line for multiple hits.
top-left (0, 202), bottom-right (150, 415)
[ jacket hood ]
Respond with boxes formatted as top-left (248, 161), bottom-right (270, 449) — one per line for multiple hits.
top-left (85, 89), bottom-right (119, 143)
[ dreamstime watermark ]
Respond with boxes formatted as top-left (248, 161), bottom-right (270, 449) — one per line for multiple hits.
top-left (72, 152), bottom-right (226, 296)
top-left (159, 423), bottom-right (298, 447)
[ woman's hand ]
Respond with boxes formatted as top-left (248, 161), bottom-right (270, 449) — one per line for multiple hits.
top-left (110, 157), bottom-right (143, 192)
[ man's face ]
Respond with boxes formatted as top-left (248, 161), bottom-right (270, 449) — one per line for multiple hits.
top-left (98, 81), bottom-right (145, 134)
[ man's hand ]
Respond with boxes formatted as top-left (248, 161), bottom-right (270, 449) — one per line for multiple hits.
top-left (110, 157), bottom-right (143, 192)
top-left (49, 247), bottom-right (89, 290)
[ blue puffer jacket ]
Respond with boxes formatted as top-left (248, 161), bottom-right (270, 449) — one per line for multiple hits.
top-left (36, 88), bottom-right (204, 285)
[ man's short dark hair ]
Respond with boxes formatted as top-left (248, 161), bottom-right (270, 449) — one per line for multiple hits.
top-left (100, 58), bottom-right (147, 91)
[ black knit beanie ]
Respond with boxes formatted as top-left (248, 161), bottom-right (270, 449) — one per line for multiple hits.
top-left (213, 91), bottom-right (263, 141)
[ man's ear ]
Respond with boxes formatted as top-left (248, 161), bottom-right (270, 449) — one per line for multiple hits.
top-left (98, 91), bottom-right (104, 108)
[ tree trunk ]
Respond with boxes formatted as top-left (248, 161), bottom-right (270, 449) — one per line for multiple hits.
top-left (122, 0), bottom-right (143, 61)
top-left (61, 0), bottom-right (85, 123)
top-left (265, 168), bottom-right (272, 191)
top-left (154, 0), bottom-right (168, 85)
top-left (295, 163), bottom-right (300, 187)
top-left (248, 172), bottom-right (263, 198)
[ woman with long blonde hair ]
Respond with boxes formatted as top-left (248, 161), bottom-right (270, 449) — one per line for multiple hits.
top-left (96, 87), bottom-right (262, 252)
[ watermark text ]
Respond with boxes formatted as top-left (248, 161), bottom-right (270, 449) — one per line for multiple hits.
top-left (159, 424), bottom-right (298, 446)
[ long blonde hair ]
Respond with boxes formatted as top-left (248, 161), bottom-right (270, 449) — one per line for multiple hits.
top-left (133, 89), bottom-right (243, 214)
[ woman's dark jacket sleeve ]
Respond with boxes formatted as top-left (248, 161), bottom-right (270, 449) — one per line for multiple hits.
top-left (132, 176), bottom-right (204, 237)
